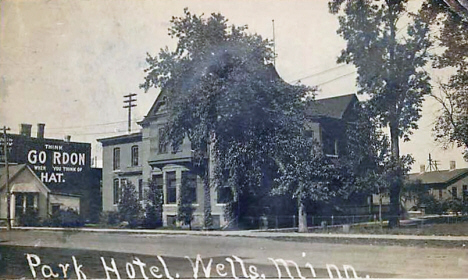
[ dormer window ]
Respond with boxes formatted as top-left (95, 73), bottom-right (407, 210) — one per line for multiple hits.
top-left (323, 136), bottom-right (338, 157)
top-left (158, 128), bottom-right (168, 154)
top-left (154, 96), bottom-right (168, 114)
top-left (304, 130), bottom-right (314, 139)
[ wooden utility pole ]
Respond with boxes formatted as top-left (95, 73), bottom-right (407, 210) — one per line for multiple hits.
top-left (123, 93), bottom-right (137, 133)
top-left (2, 126), bottom-right (11, 230)
top-left (427, 153), bottom-right (439, 172)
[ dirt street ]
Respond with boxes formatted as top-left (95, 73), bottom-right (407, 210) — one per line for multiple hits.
top-left (1, 229), bottom-right (468, 278)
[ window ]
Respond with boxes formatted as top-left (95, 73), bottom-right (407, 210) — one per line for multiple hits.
top-left (113, 148), bottom-right (120, 170)
top-left (182, 172), bottom-right (197, 204)
top-left (463, 185), bottom-right (467, 201)
top-left (150, 175), bottom-right (163, 202)
top-left (26, 194), bottom-right (34, 211)
top-left (121, 178), bottom-right (127, 188)
top-left (13, 193), bottom-right (36, 214)
top-left (158, 128), bottom-right (168, 154)
top-left (452, 186), bottom-right (458, 199)
top-left (131, 145), bottom-right (139, 166)
top-left (217, 185), bottom-right (232, 204)
top-left (15, 193), bottom-right (24, 215)
top-left (323, 135), bottom-right (337, 156)
top-left (152, 174), bottom-right (163, 189)
top-left (172, 138), bottom-right (183, 154)
top-left (166, 172), bottom-right (176, 204)
top-left (304, 130), bottom-right (314, 139)
top-left (155, 96), bottom-right (167, 114)
top-left (138, 179), bottom-right (143, 201)
top-left (113, 178), bottom-right (120, 204)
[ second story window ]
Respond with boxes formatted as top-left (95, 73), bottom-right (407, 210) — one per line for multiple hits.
top-left (323, 136), bottom-right (338, 157)
top-left (304, 129), bottom-right (314, 139)
top-left (131, 145), bottom-right (139, 166)
top-left (172, 138), bottom-right (183, 154)
top-left (158, 128), bottom-right (168, 154)
top-left (113, 147), bottom-right (120, 170)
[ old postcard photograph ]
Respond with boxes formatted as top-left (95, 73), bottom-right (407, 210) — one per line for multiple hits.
top-left (1, 0), bottom-right (468, 278)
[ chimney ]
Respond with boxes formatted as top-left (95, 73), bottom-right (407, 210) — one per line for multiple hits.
top-left (420, 164), bottom-right (426, 173)
top-left (450, 160), bottom-right (456, 170)
top-left (64, 135), bottom-right (71, 142)
top-left (20, 123), bottom-right (32, 137)
top-left (37, 123), bottom-right (45, 139)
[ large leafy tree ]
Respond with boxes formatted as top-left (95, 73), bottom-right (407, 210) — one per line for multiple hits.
top-left (329, 0), bottom-right (432, 227)
top-left (274, 137), bottom-right (353, 232)
top-left (343, 103), bottom-right (391, 219)
top-left (421, 0), bottom-right (468, 160)
top-left (345, 103), bottom-right (415, 220)
top-left (345, 104), bottom-right (390, 192)
top-left (432, 83), bottom-right (468, 160)
top-left (141, 9), bottom-right (312, 229)
top-left (435, 0), bottom-right (468, 20)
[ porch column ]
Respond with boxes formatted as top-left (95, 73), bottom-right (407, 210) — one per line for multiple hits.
top-left (33, 194), bottom-right (38, 209)
top-left (22, 194), bottom-right (26, 214)
top-left (176, 169), bottom-right (182, 203)
top-left (10, 193), bottom-right (15, 226)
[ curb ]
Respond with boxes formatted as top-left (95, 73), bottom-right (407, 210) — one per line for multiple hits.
top-left (4, 226), bottom-right (468, 242)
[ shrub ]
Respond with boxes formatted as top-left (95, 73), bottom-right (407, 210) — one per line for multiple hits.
top-left (177, 172), bottom-right (197, 229)
top-left (177, 173), bottom-right (195, 229)
top-left (17, 208), bottom-right (41, 227)
top-left (43, 208), bottom-right (83, 227)
top-left (118, 181), bottom-right (144, 228)
top-left (446, 198), bottom-right (463, 214)
top-left (144, 178), bottom-right (163, 228)
top-left (420, 194), bottom-right (443, 214)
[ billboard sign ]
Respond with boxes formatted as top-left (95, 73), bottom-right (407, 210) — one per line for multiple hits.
top-left (1, 134), bottom-right (91, 193)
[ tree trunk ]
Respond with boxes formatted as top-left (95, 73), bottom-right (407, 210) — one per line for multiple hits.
top-left (203, 132), bottom-right (216, 230)
top-left (388, 123), bottom-right (401, 228)
top-left (379, 190), bottom-right (383, 228)
top-left (203, 162), bottom-right (213, 229)
top-left (298, 196), bottom-right (308, 233)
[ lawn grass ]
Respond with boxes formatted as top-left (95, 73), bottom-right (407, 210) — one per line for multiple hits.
top-left (310, 219), bottom-right (468, 236)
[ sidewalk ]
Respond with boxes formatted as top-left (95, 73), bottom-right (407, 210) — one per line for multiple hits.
top-left (5, 226), bottom-right (468, 242)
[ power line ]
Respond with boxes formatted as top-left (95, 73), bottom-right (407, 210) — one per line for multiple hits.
top-left (46, 120), bottom-right (132, 131)
top-left (316, 71), bottom-right (357, 86)
top-left (46, 130), bottom-right (131, 137)
top-left (289, 64), bottom-right (349, 84)
top-left (45, 117), bottom-right (144, 131)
